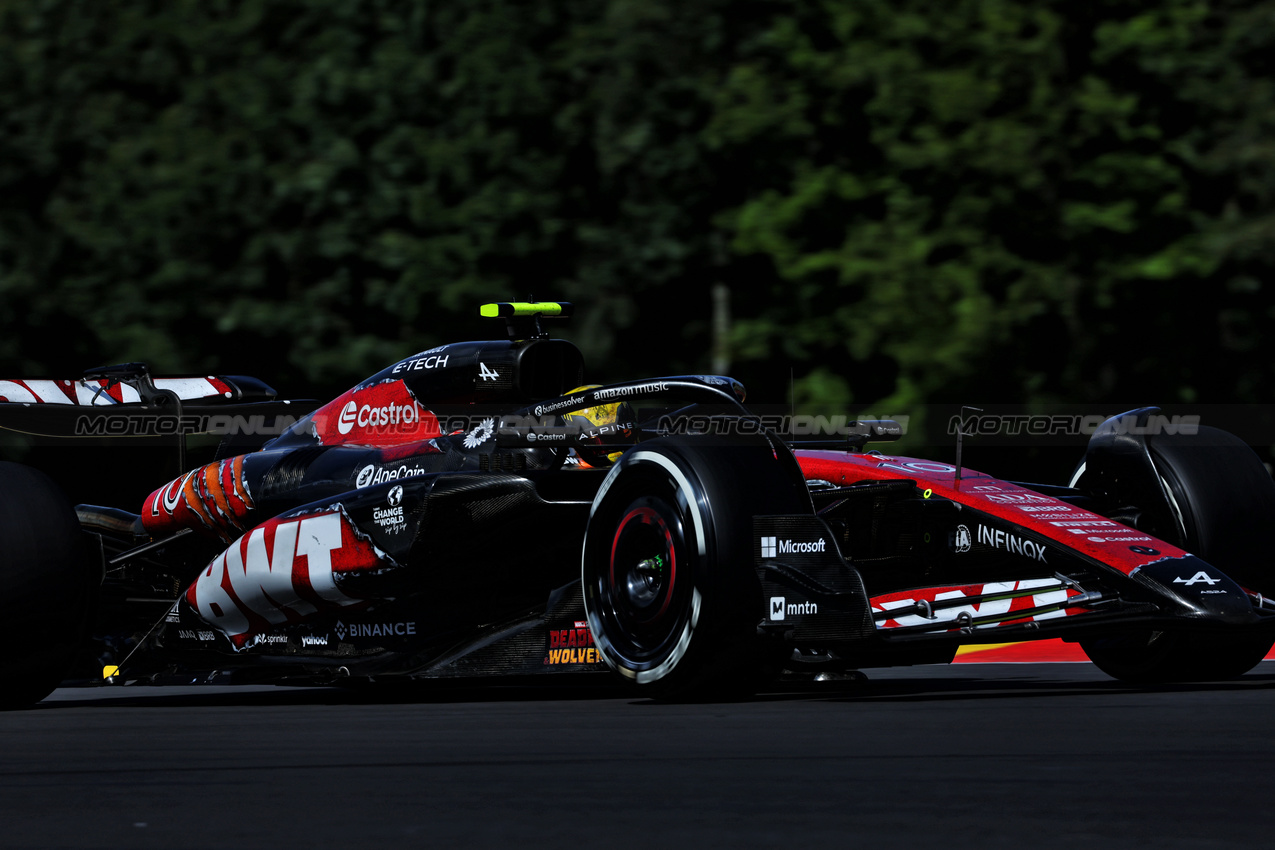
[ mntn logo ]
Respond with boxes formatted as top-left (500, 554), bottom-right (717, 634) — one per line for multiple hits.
top-left (760, 536), bottom-right (777, 558)
top-left (769, 596), bottom-right (785, 621)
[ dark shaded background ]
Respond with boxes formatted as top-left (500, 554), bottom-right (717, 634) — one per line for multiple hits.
top-left (3, 0), bottom-right (1274, 491)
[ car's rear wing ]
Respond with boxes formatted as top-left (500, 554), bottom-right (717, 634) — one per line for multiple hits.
top-left (0, 363), bottom-right (316, 480)
top-left (0, 362), bottom-right (277, 407)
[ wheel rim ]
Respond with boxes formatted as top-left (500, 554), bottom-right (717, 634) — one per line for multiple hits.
top-left (612, 503), bottom-right (678, 619)
top-left (594, 494), bottom-right (693, 667)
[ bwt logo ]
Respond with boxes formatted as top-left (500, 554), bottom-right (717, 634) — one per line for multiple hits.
top-left (769, 596), bottom-right (818, 620)
top-left (760, 536), bottom-right (827, 558)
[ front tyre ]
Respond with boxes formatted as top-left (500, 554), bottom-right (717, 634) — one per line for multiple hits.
top-left (1082, 630), bottom-right (1273, 685)
top-left (582, 435), bottom-right (808, 699)
top-left (1077, 425), bottom-right (1275, 682)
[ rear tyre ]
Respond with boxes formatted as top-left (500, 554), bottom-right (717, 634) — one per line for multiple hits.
top-left (0, 463), bottom-right (98, 709)
top-left (582, 435), bottom-right (808, 699)
top-left (1078, 426), bottom-right (1275, 682)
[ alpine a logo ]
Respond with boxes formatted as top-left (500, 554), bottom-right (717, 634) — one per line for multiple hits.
top-left (760, 537), bottom-right (826, 558)
top-left (1173, 571), bottom-right (1221, 586)
top-left (337, 401), bottom-right (421, 435)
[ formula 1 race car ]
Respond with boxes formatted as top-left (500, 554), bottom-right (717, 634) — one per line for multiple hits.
top-left (2, 302), bottom-right (1274, 708)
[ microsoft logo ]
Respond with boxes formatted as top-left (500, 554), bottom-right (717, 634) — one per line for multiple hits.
top-left (760, 536), bottom-right (777, 558)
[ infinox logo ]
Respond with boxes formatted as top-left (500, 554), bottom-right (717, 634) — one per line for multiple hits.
top-left (337, 399), bottom-right (420, 435)
top-left (977, 525), bottom-right (1047, 563)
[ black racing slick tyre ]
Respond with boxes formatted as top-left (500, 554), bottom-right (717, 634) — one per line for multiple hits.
top-left (0, 463), bottom-right (97, 709)
top-left (581, 434), bottom-right (810, 700)
top-left (1080, 630), bottom-right (1271, 685)
top-left (1079, 426), bottom-right (1275, 683)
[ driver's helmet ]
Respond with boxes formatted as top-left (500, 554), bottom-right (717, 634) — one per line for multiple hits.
top-left (560, 385), bottom-right (635, 468)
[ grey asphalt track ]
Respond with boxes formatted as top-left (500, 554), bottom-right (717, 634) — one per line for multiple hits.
top-left (3, 662), bottom-right (1274, 849)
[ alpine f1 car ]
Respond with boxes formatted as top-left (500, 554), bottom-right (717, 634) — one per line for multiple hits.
top-left (2, 302), bottom-right (1274, 708)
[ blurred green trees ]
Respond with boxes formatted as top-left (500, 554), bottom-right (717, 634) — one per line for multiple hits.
top-left (1, 0), bottom-right (1273, 420)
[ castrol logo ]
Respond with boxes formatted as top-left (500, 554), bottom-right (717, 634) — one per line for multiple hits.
top-left (314, 380), bottom-right (441, 447)
top-left (337, 401), bottom-right (359, 435)
top-left (337, 400), bottom-right (421, 436)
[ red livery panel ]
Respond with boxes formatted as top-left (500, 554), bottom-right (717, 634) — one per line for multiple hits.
top-left (794, 450), bottom-right (1190, 576)
top-left (305, 379), bottom-right (441, 448)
